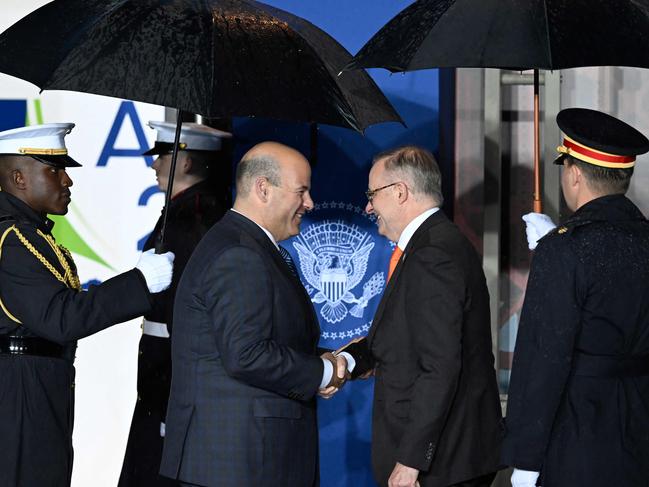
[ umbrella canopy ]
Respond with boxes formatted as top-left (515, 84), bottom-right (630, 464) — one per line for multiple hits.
top-left (0, 0), bottom-right (402, 133)
top-left (346, 0), bottom-right (649, 72)
top-left (346, 0), bottom-right (649, 212)
top-left (0, 0), bottom-right (404, 249)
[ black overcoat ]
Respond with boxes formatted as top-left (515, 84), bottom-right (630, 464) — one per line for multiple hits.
top-left (367, 211), bottom-right (503, 487)
top-left (119, 180), bottom-right (225, 487)
top-left (0, 192), bottom-right (151, 487)
top-left (502, 195), bottom-right (649, 486)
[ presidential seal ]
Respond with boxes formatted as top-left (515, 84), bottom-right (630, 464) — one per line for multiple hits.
top-left (289, 201), bottom-right (392, 344)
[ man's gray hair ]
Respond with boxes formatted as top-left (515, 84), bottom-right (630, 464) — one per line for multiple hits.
top-left (373, 146), bottom-right (444, 205)
top-left (235, 154), bottom-right (281, 196)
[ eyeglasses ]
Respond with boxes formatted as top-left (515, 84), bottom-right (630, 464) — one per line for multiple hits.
top-left (365, 182), bottom-right (401, 202)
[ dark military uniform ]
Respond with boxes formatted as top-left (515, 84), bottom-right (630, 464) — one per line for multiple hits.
top-left (502, 194), bottom-right (649, 486)
top-left (119, 180), bottom-right (226, 486)
top-left (0, 191), bottom-right (152, 487)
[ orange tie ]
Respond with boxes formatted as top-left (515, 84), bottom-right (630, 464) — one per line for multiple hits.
top-left (387, 246), bottom-right (403, 281)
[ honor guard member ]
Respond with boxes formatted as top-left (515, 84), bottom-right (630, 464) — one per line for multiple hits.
top-left (119, 121), bottom-right (230, 487)
top-left (502, 108), bottom-right (649, 487)
top-left (0, 123), bottom-right (175, 487)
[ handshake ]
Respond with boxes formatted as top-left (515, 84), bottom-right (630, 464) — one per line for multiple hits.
top-left (318, 351), bottom-right (352, 399)
top-left (317, 337), bottom-right (376, 399)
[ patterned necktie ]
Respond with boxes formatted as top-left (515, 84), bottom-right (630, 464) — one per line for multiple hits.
top-left (278, 245), bottom-right (299, 278)
top-left (387, 246), bottom-right (403, 281)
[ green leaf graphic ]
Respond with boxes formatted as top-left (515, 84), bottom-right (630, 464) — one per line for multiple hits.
top-left (49, 215), bottom-right (115, 271)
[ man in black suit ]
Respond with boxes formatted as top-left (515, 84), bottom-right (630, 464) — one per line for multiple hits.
top-left (361, 146), bottom-right (502, 487)
top-left (160, 141), bottom-right (347, 487)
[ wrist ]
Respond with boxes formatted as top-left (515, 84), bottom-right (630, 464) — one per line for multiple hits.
top-left (322, 352), bottom-right (342, 388)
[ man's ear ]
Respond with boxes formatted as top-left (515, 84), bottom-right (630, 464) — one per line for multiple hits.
top-left (569, 163), bottom-right (583, 188)
top-left (182, 156), bottom-right (193, 175)
top-left (12, 169), bottom-right (27, 190)
top-left (254, 176), bottom-right (270, 202)
top-left (396, 181), bottom-right (409, 204)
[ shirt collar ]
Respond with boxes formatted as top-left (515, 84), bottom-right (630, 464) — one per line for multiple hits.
top-left (231, 208), bottom-right (279, 249)
top-left (396, 207), bottom-right (439, 250)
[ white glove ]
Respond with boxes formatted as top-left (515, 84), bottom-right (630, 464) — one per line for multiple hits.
top-left (135, 249), bottom-right (175, 293)
top-left (511, 468), bottom-right (540, 487)
top-left (522, 212), bottom-right (557, 250)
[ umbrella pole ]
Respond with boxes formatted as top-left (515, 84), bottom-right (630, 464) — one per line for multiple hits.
top-left (533, 69), bottom-right (543, 213)
top-left (155, 112), bottom-right (184, 253)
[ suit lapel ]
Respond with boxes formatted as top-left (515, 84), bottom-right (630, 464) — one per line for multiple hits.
top-left (227, 211), bottom-right (320, 341)
top-left (227, 211), bottom-right (298, 286)
top-left (367, 211), bottom-right (447, 346)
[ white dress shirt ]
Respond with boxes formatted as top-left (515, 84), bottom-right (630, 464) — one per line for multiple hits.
top-left (396, 207), bottom-right (440, 251)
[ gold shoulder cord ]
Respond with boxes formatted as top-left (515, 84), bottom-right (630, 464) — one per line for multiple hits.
top-left (0, 224), bottom-right (82, 325)
top-left (34, 228), bottom-right (81, 291)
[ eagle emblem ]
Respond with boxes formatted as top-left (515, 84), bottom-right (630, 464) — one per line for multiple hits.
top-left (294, 220), bottom-right (384, 324)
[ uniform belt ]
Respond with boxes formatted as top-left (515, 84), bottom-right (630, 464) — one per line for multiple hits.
top-left (142, 319), bottom-right (169, 338)
top-left (573, 352), bottom-right (649, 377)
top-left (0, 335), bottom-right (66, 358)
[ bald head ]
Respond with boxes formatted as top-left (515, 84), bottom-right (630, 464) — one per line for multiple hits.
top-left (233, 141), bottom-right (313, 241)
top-left (235, 142), bottom-right (307, 197)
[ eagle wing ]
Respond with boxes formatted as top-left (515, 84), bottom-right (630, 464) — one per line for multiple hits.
top-left (293, 241), bottom-right (320, 289)
top-left (347, 242), bottom-right (374, 290)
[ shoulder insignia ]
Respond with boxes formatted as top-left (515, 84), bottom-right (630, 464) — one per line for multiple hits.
top-left (557, 226), bottom-right (568, 234)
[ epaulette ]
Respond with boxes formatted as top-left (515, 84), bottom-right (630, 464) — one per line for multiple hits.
top-left (541, 219), bottom-right (594, 242)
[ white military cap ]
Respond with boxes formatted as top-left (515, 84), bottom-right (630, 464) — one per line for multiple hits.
top-left (143, 121), bottom-right (232, 156)
top-left (0, 123), bottom-right (81, 167)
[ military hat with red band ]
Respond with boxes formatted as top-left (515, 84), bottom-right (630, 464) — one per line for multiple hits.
top-left (555, 108), bottom-right (649, 169)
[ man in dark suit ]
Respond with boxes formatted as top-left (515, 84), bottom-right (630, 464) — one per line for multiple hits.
top-left (361, 146), bottom-right (502, 487)
top-left (160, 141), bottom-right (347, 487)
top-left (503, 108), bottom-right (649, 487)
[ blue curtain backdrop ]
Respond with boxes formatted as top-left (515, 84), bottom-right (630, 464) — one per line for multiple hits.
top-left (230, 2), bottom-right (443, 486)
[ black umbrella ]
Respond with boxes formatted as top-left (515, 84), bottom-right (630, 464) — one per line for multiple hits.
top-left (346, 0), bottom-right (649, 211)
top-left (0, 0), bottom-right (403, 247)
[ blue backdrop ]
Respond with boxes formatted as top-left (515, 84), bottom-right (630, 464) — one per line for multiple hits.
top-left (230, 2), bottom-right (443, 485)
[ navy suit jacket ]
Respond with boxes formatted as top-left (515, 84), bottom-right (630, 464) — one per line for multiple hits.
top-left (160, 210), bottom-right (323, 486)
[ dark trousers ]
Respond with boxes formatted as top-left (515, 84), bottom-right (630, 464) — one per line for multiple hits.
top-left (119, 406), bottom-right (179, 487)
top-left (449, 471), bottom-right (497, 487)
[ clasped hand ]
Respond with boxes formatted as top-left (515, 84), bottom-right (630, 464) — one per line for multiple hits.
top-left (318, 352), bottom-right (350, 399)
